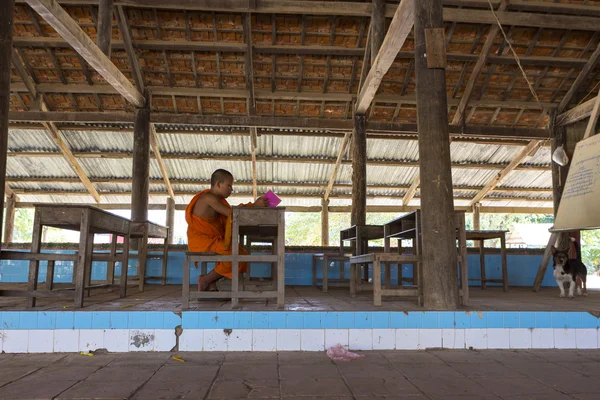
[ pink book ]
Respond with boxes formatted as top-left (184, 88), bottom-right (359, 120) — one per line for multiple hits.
top-left (264, 190), bottom-right (281, 207)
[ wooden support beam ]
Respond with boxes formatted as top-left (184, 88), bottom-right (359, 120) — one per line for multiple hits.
top-left (557, 42), bottom-right (600, 114)
top-left (324, 132), bottom-right (351, 202)
top-left (115, 5), bottom-right (144, 91)
top-left (583, 87), bottom-right (600, 140)
top-left (3, 194), bottom-right (16, 244)
top-left (0, 0), bottom-right (15, 246)
top-left (166, 196), bottom-right (175, 245)
top-left (11, 50), bottom-right (38, 100)
top-left (370, 0), bottom-right (385, 67)
top-left (26, 0), bottom-right (144, 107)
top-left (97, 0), bottom-right (114, 57)
top-left (355, 0), bottom-right (414, 114)
top-left (149, 124), bottom-right (174, 200)
top-left (321, 197), bottom-right (329, 246)
top-left (243, 13), bottom-right (259, 200)
top-left (469, 140), bottom-right (543, 207)
top-left (351, 115), bottom-right (367, 226)
top-left (402, 173), bottom-right (419, 206)
top-left (451, 1), bottom-right (507, 126)
top-left (557, 97), bottom-right (596, 126)
top-left (415, 0), bottom-right (458, 309)
top-left (473, 202), bottom-right (481, 248)
top-left (131, 96), bottom-right (150, 222)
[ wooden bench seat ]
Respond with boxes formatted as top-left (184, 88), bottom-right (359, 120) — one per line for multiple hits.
top-left (182, 251), bottom-right (283, 309)
top-left (349, 253), bottom-right (422, 306)
top-left (311, 253), bottom-right (350, 292)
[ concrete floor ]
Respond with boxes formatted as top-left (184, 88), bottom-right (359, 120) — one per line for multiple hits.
top-left (1, 349), bottom-right (600, 399)
top-left (1, 284), bottom-right (600, 312)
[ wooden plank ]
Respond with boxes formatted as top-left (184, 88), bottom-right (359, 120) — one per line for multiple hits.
top-left (2, 194), bottom-right (16, 243)
top-left (131, 102), bottom-right (150, 222)
top-left (370, 0), bottom-right (385, 66)
top-left (190, 290), bottom-right (279, 299)
top-left (473, 202), bottom-right (481, 248)
top-left (402, 173), bottom-right (419, 206)
top-left (558, 42), bottom-right (600, 114)
top-left (324, 132), bottom-right (351, 201)
top-left (415, 0), bottom-right (459, 310)
top-left (533, 232), bottom-right (558, 292)
top-left (26, 0), bottom-right (144, 107)
top-left (97, 0), bottom-right (114, 57)
top-left (115, 5), bottom-right (144, 91)
top-left (355, 0), bottom-right (414, 114)
top-left (351, 115), bottom-right (367, 226)
top-left (468, 140), bottom-right (543, 207)
top-left (557, 97), bottom-right (596, 126)
top-left (321, 197), bottom-right (329, 246)
top-left (149, 124), bottom-right (174, 200)
top-left (451, 1), bottom-right (507, 125)
top-left (166, 197), bottom-right (175, 244)
top-left (583, 87), bottom-right (600, 139)
top-left (11, 49), bottom-right (37, 99)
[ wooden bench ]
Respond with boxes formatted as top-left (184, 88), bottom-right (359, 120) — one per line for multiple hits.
top-left (311, 253), bottom-right (350, 292)
top-left (349, 253), bottom-right (422, 306)
top-left (129, 221), bottom-right (169, 290)
top-left (182, 251), bottom-right (284, 309)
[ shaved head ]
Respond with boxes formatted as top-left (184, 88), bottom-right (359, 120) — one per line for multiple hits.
top-left (210, 169), bottom-right (233, 187)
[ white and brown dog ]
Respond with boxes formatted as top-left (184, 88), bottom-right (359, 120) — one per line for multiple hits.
top-left (551, 238), bottom-right (588, 298)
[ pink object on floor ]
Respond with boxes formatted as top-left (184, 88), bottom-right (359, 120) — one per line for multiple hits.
top-left (326, 344), bottom-right (365, 361)
top-left (264, 190), bottom-right (281, 207)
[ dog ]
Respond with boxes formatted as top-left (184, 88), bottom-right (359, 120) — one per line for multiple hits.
top-left (551, 237), bottom-right (588, 298)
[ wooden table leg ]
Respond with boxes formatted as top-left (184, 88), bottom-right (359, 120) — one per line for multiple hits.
top-left (276, 210), bottom-right (285, 308)
top-left (138, 229), bottom-right (149, 292)
top-left (501, 234), bottom-right (508, 292)
top-left (26, 209), bottom-right (42, 308)
top-left (373, 257), bottom-right (382, 306)
top-left (45, 260), bottom-right (55, 290)
top-left (479, 243), bottom-right (486, 289)
top-left (74, 209), bottom-right (91, 308)
top-left (84, 232), bottom-right (94, 298)
top-left (231, 210), bottom-right (240, 309)
top-left (182, 254), bottom-right (190, 309)
top-left (383, 227), bottom-right (391, 289)
top-left (120, 233), bottom-right (130, 298)
top-left (350, 262), bottom-right (356, 298)
top-left (398, 239), bottom-right (404, 286)
top-left (322, 255), bottom-right (329, 293)
top-left (107, 233), bottom-right (118, 285)
top-left (161, 237), bottom-right (168, 285)
top-left (311, 255), bottom-right (317, 287)
top-left (458, 212), bottom-right (469, 306)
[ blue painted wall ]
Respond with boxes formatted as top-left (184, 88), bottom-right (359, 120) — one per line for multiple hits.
top-left (0, 250), bottom-right (555, 287)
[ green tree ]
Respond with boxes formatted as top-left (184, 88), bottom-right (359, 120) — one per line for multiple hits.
top-left (12, 208), bottom-right (34, 243)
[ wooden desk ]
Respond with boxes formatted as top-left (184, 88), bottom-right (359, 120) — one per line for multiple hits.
top-left (27, 205), bottom-right (131, 308)
top-left (382, 210), bottom-right (469, 306)
top-left (339, 225), bottom-right (384, 282)
top-left (466, 230), bottom-right (509, 292)
top-left (231, 206), bottom-right (285, 307)
top-left (129, 221), bottom-right (169, 290)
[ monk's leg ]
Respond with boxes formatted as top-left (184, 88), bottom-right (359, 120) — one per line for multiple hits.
top-left (197, 269), bottom-right (224, 292)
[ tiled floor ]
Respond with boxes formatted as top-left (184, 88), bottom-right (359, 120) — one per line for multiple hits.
top-left (1, 349), bottom-right (600, 399)
top-left (1, 284), bottom-right (600, 312)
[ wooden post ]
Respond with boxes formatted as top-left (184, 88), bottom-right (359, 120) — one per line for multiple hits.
top-left (131, 95), bottom-right (150, 223)
top-left (370, 0), bottom-right (386, 66)
top-left (166, 197), bottom-right (175, 245)
top-left (414, 0), bottom-right (459, 309)
top-left (0, 1), bottom-right (15, 247)
top-left (97, 0), bottom-right (114, 57)
top-left (351, 115), bottom-right (367, 226)
top-left (3, 194), bottom-right (16, 244)
top-left (473, 202), bottom-right (481, 248)
top-left (321, 197), bottom-right (329, 246)
top-left (551, 111), bottom-right (571, 251)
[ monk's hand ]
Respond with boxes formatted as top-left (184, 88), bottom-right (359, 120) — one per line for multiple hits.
top-left (253, 196), bottom-right (268, 207)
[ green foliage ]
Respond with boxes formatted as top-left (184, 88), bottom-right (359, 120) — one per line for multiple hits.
top-left (582, 229), bottom-right (600, 269)
top-left (12, 208), bottom-right (34, 242)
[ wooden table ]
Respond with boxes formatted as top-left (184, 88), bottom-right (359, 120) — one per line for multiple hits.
top-left (339, 225), bottom-right (385, 282)
top-left (466, 230), bottom-right (509, 292)
top-left (27, 205), bottom-right (131, 308)
top-left (382, 210), bottom-right (469, 306)
top-left (129, 220), bottom-right (169, 290)
top-left (232, 207), bottom-right (285, 307)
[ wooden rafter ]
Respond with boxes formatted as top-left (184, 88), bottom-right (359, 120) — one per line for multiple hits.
top-left (557, 41), bottom-right (600, 114)
top-left (11, 49), bottom-right (100, 203)
top-left (583, 87), bottom-right (600, 140)
top-left (557, 96), bottom-right (597, 126)
top-left (149, 124), bottom-right (174, 200)
top-left (323, 132), bottom-right (351, 202)
top-left (402, 173), bottom-right (419, 206)
top-left (115, 5), bottom-right (144, 91)
top-left (243, 13), bottom-right (258, 200)
top-left (96, 0), bottom-right (114, 57)
top-left (451, 1), bottom-right (507, 125)
top-left (355, 0), bottom-right (414, 114)
top-left (25, 0), bottom-right (144, 107)
top-left (468, 140), bottom-right (543, 207)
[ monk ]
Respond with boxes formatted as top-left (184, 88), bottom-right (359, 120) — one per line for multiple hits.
top-left (186, 169), bottom-right (267, 291)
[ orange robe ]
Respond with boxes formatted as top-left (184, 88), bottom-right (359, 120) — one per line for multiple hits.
top-left (185, 189), bottom-right (249, 279)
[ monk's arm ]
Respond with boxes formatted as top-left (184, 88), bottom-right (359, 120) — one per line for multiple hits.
top-left (196, 193), bottom-right (231, 217)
